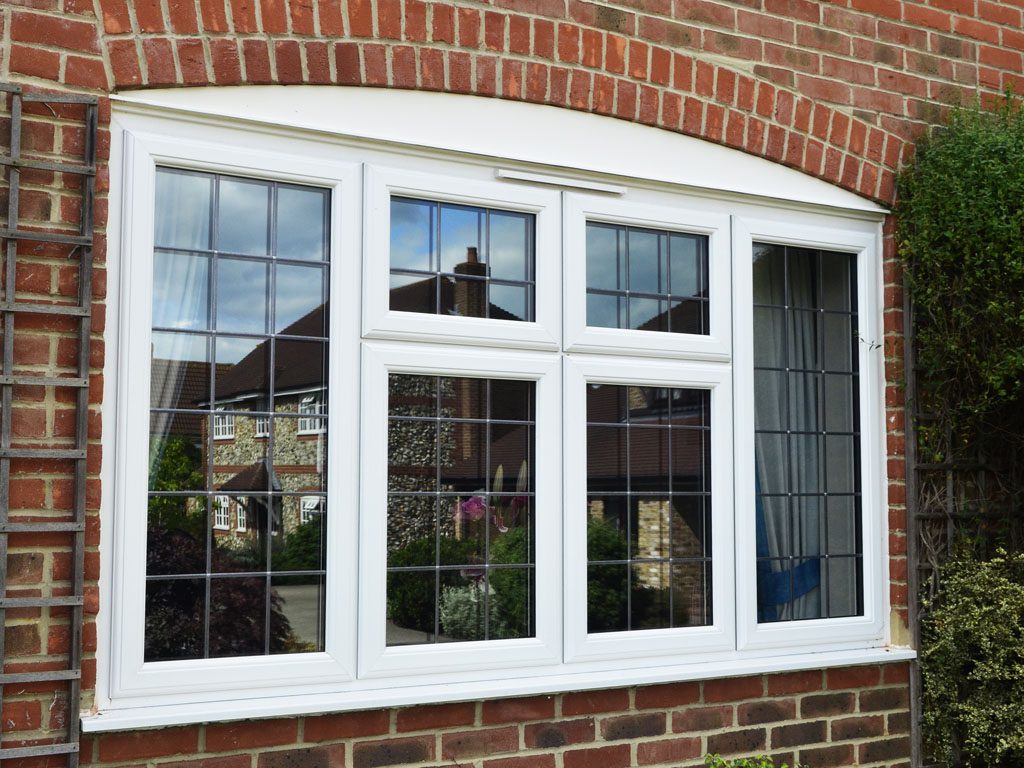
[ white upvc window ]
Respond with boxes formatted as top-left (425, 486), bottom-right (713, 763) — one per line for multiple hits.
top-left (97, 90), bottom-right (905, 731)
top-left (213, 495), bottom-right (231, 530)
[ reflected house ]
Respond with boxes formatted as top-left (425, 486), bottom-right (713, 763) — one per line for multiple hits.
top-left (204, 303), bottom-right (328, 542)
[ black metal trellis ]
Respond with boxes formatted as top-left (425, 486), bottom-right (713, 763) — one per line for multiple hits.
top-left (0, 83), bottom-right (97, 766)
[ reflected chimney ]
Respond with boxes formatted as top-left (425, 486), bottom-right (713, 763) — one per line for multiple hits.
top-left (454, 246), bottom-right (487, 317)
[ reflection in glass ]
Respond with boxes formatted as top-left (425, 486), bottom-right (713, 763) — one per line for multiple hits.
top-left (146, 167), bottom-right (331, 660)
top-left (586, 222), bottom-right (709, 335)
top-left (586, 384), bottom-right (712, 633)
top-left (754, 243), bottom-right (862, 623)
top-left (217, 178), bottom-right (269, 255)
top-left (154, 170), bottom-right (211, 251)
top-left (386, 373), bottom-right (535, 646)
top-left (389, 197), bottom-right (534, 321)
top-left (277, 186), bottom-right (327, 261)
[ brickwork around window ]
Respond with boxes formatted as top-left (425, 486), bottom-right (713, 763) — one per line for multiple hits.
top-left (2, 0), bottom-right (1015, 763)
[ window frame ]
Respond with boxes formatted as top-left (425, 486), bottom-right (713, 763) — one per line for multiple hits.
top-left (296, 395), bottom-right (325, 435)
top-left (212, 408), bottom-right (234, 440)
top-left (96, 98), bottom-right (905, 729)
top-left (732, 215), bottom-right (887, 653)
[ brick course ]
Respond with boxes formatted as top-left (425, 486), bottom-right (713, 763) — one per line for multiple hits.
top-left (0, 0), bottom-right (996, 762)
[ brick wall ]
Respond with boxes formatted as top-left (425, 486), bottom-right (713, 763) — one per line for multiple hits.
top-left (2, 0), bottom-right (1015, 763)
top-left (80, 664), bottom-right (910, 768)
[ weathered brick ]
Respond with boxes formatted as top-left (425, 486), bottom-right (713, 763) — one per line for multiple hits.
top-left (352, 737), bottom-right (433, 768)
top-left (637, 736), bottom-right (702, 765)
top-left (396, 701), bottom-right (475, 732)
top-left (636, 681), bottom-right (700, 709)
top-left (561, 688), bottom-right (629, 715)
top-left (563, 745), bottom-right (631, 768)
top-left (772, 720), bottom-right (827, 748)
top-left (524, 718), bottom-right (594, 749)
top-left (600, 712), bottom-right (666, 741)
top-left (673, 705), bottom-right (734, 732)
top-left (441, 727), bottom-right (518, 760)
top-left (800, 692), bottom-right (855, 718)
top-left (707, 727), bottom-right (766, 755)
top-left (738, 698), bottom-right (796, 725)
top-left (859, 736), bottom-right (912, 763)
top-left (483, 696), bottom-right (554, 724)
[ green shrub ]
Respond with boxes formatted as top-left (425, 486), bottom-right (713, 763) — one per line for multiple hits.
top-left (439, 583), bottom-right (516, 640)
top-left (921, 551), bottom-right (1024, 767)
top-left (704, 754), bottom-right (807, 768)
top-left (387, 536), bottom-right (477, 633)
top-left (897, 95), bottom-right (1024, 441)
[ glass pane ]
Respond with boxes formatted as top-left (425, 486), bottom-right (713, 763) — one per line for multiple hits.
top-left (489, 211), bottom-right (530, 281)
top-left (631, 497), bottom-right (670, 557)
top-left (270, 575), bottom-right (325, 653)
top-left (440, 376), bottom-right (486, 421)
top-left (444, 276), bottom-right (487, 318)
top-left (211, 494), bottom-right (267, 574)
top-left (217, 178), bottom-right (270, 256)
top-left (668, 233), bottom-right (699, 297)
top-left (788, 310), bottom-right (821, 370)
top-left (153, 252), bottom-right (209, 330)
top-left (587, 564), bottom-right (628, 633)
top-left (155, 169), bottom-right (212, 251)
top-left (587, 292), bottom-right (623, 329)
top-left (629, 428), bottom-right (669, 494)
top-left (627, 229), bottom-right (662, 294)
top-left (209, 577), bottom-right (266, 657)
top-left (753, 307), bottom-right (786, 368)
top-left (586, 223), bottom-right (621, 291)
top-left (277, 186), bottom-right (327, 262)
top-left (787, 248), bottom-right (819, 309)
top-left (587, 500), bottom-right (628, 561)
top-left (150, 332), bottom-right (210, 412)
top-left (389, 374), bottom-right (437, 417)
top-left (823, 313), bottom-right (854, 372)
top-left (671, 429), bottom-right (706, 493)
top-left (821, 252), bottom-right (853, 311)
top-left (632, 562), bottom-right (670, 630)
top-left (667, 298), bottom-right (703, 335)
top-left (486, 567), bottom-right (532, 638)
top-left (387, 570), bottom-right (437, 645)
top-left (145, 578), bottom-right (204, 661)
top-left (672, 561), bottom-right (711, 626)
top-left (826, 557), bottom-right (860, 617)
top-left (275, 264), bottom-right (326, 333)
top-left (388, 419), bottom-right (438, 492)
top-left (671, 495), bottom-right (708, 556)
top-left (271, 418), bottom-right (326, 493)
top-left (824, 374), bottom-right (856, 432)
top-left (439, 421), bottom-right (486, 493)
top-left (274, 339), bottom-right (327, 396)
top-left (827, 496), bottom-right (859, 555)
top-left (489, 283), bottom-right (528, 322)
top-left (214, 336), bottom-right (270, 406)
top-left (390, 198), bottom-right (435, 272)
top-left (752, 243), bottom-right (784, 306)
top-left (440, 204), bottom-right (482, 273)
top-left (629, 297), bottom-right (665, 332)
top-left (490, 379), bottom-right (533, 422)
top-left (587, 426), bottom-right (627, 493)
top-left (147, 495), bottom-right (207, 576)
top-left (825, 435), bottom-right (857, 494)
top-left (390, 273), bottom-right (437, 314)
top-left (216, 258), bottom-right (268, 334)
top-left (272, 500), bottom-right (325, 572)
top-left (587, 383), bottom-right (628, 425)
top-left (387, 496), bottom-right (437, 566)
top-left (489, 423), bottom-right (530, 493)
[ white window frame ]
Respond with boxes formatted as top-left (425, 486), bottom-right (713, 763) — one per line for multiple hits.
top-left (363, 165), bottom-right (562, 351)
top-left (212, 408), bottom-right (234, 440)
top-left (732, 215), bottom-right (887, 652)
top-left (254, 415), bottom-right (270, 438)
top-left (563, 194), bottom-right (731, 361)
top-left (95, 92), bottom-right (907, 731)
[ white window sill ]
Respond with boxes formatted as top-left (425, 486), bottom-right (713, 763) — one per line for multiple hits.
top-left (82, 645), bottom-right (915, 733)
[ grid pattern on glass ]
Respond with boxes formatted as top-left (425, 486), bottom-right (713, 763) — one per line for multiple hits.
top-left (146, 167), bottom-right (330, 661)
top-left (752, 243), bottom-right (863, 623)
top-left (586, 384), bottom-right (712, 633)
top-left (585, 222), bottom-right (709, 334)
top-left (389, 197), bottom-right (535, 322)
top-left (386, 374), bottom-right (535, 645)
top-left (297, 396), bottom-right (325, 434)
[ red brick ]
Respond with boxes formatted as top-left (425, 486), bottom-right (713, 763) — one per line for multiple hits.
top-left (828, 665), bottom-right (881, 689)
top-left (404, 0), bottom-right (426, 41)
top-left (605, 33), bottom-right (626, 75)
top-left (198, 0), bottom-right (229, 31)
top-left (704, 676), bottom-right (763, 703)
top-left (167, 0), bottom-right (199, 33)
top-left (318, 0), bottom-right (344, 35)
top-left (209, 38), bottom-right (241, 84)
top-left (142, 37), bottom-right (176, 85)
top-left (377, 0), bottom-right (400, 39)
top-left (635, 681), bottom-right (699, 710)
top-left (99, 0), bottom-right (131, 33)
top-left (432, 4), bottom-right (453, 43)
top-left (275, 40), bottom-right (303, 83)
top-left (397, 701), bottom-right (475, 732)
top-left (242, 38), bottom-right (272, 84)
top-left (483, 696), bottom-right (554, 724)
top-left (458, 7), bottom-right (480, 47)
top-left (176, 38), bottom-right (207, 85)
top-left (97, 727), bottom-right (199, 762)
top-left (637, 736), bottom-right (702, 765)
top-left (206, 719), bottom-right (297, 752)
top-left (524, 718), bottom-right (595, 749)
top-left (230, 0), bottom-right (258, 31)
top-left (562, 688), bottom-right (629, 716)
top-left (441, 727), bottom-right (518, 760)
top-left (601, 712), bottom-right (666, 741)
top-left (708, 727), bottom-right (767, 755)
top-left (10, 44), bottom-right (60, 80)
top-left (564, 745), bottom-right (630, 768)
top-left (485, 756), bottom-right (555, 768)
top-left (673, 705), bottom-right (733, 732)
top-left (353, 736), bottom-right (432, 768)
top-left (11, 10), bottom-right (100, 53)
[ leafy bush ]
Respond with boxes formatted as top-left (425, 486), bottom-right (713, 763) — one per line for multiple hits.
top-left (921, 551), bottom-right (1024, 767)
top-left (439, 583), bottom-right (516, 640)
top-left (897, 96), bottom-right (1024, 440)
top-left (387, 536), bottom-right (477, 632)
top-left (704, 754), bottom-right (807, 768)
top-left (586, 515), bottom-right (664, 632)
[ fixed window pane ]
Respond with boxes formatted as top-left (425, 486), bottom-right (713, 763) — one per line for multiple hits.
top-left (147, 169), bottom-right (331, 659)
top-left (753, 244), bottom-right (863, 623)
top-left (389, 197), bottom-right (535, 321)
top-left (386, 373), bottom-right (536, 645)
top-left (586, 222), bottom-right (709, 335)
top-left (586, 383), bottom-right (712, 633)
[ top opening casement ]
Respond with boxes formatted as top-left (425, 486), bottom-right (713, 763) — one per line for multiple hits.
top-left (93, 88), bottom-right (907, 731)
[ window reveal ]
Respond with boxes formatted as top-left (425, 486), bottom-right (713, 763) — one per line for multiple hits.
top-left (145, 168), bottom-right (330, 661)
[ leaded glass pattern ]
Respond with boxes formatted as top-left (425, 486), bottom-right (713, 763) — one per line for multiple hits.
top-left (386, 374), bottom-right (536, 645)
top-left (389, 197), bottom-right (535, 322)
top-left (145, 168), bottom-right (330, 660)
top-left (585, 222), bottom-right (709, 334)
top-left (585, 384), bottom-right (712, 633)
top-left (753, 243), bottom-right (863, 623)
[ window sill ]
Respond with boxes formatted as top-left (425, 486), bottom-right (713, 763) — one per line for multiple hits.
top-left (82, 645), bottom-right (915, 733)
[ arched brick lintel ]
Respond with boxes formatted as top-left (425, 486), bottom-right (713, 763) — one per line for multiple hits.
top-left (99, 38), bottom-right (904, 206)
